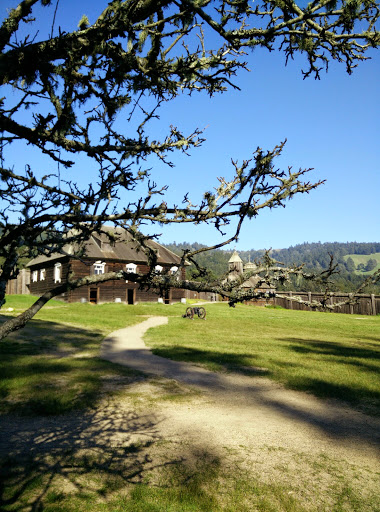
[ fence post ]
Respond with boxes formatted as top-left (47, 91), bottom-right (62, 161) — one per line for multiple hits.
top-left (349, 293), bottom-right (354, 314)
top-left (371, 294), bottom-right (376, 316)
top-left (289, 291), bottom-right (293, 310)
top-left (307, 291), bottom-right (312, 312)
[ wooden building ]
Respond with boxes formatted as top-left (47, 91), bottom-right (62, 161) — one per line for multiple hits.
top-left (27, 227), bottom-right (186, 304)
top-left (225, 251), bottom-right (275, 305)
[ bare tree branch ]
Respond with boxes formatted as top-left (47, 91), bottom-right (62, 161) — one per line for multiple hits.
top-left (0, 0), bottom-right (379, 336)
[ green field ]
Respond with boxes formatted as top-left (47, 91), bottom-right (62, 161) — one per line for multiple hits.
top-left (146, 303), bottom-right (380, 416)
top-left (343, 252), bottom-right (380, 275)
top-left (2, 297), bottom-right (380, 416)
top-left (0, 297), bottom-right (379, 512)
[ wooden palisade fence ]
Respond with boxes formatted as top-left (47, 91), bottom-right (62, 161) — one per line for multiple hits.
top-left (4, 269), bottom-right (30, 296)
top-left (3, 271), bottom-right (380, 315)
top-left (275, 292), bottom-right (380, 316)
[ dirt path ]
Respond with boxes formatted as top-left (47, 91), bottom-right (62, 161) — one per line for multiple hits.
top-left (101, 317), bottom-right (380, 471)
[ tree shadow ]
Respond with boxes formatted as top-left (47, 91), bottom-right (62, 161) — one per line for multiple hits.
top-left (151, 346), bottom-right (270, 376)
top-left (135, 344), bottom-right (380, 448)
top-left (0, 314), bottom-right (104, 355)
top-left (1, 315), bottom-right (380, 510)
top-left (0, 316), bottom-right (142, 416)
top-left (0, 401), bottom-right (184, 511)
top-left (287, 338), bottom-right (380, 360)
top-left (0, 318), bottom-right (222, 510)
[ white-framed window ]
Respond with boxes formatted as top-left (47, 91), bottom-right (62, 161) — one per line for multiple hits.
top-left (40, 268), bottom-right (46, 281)
top-left (155, 265), bottom-right (163, 273)
top-left (32, 270), bottom-right (38, 283)
top-left (54, 263), bottom-right (62, 283)
top-left (170, 266), bottom-right (178, 275)
top-left (126, 263), bottom-right (137, 274)
top-left (125, 263), bottom-right (137, 283)
top-left (93, 261), bottom-right (105, 275)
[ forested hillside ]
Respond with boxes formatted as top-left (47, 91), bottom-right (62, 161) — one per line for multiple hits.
top-left (165, 242), bottom-right (380, 293)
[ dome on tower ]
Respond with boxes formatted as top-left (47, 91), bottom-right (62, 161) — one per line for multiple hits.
top-left (244, 261), bottom-right (256, 271)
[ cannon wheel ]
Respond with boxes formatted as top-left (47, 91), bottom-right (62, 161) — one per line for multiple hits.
top-left (185, 307), bottom-right (194, 319)
top-left (198, 307), bottom-right (206, 319)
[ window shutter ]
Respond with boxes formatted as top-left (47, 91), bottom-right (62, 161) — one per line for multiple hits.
top-left (105, 265), bottom-right (109, 273)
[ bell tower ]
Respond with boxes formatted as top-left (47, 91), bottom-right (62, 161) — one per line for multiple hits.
top-left (228, 250), bottom-right (243, 275)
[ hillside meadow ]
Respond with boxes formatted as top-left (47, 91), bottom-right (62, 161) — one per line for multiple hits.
top-left (343, 252), bottom-right (380, 275)
top-left (0, 297), bottom-right (379, 512)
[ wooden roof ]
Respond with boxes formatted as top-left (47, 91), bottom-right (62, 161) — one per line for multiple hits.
top-left (27, 226), bottom-right (183, 267)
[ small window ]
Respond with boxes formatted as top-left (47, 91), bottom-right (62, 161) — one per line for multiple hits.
top-left (126, 263), bottom-right (137, 273)
top-left (54, 263), bottom-right (61, 283)
top-left (170, 266), bottom-right (178, 275)
top-left (155, 265), bottom-right (163, 273)
top-left (40, 269), bottom-right (46, 281)
top-left (32, 270), bottom-right (38, 283)
top-left (93, 261), bottom-right (105, 275)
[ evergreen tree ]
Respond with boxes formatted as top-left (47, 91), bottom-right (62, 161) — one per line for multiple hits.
top-left (346, 257), bottom-right (356, 272)
top-left (366, 258), bottom-right (378, 272)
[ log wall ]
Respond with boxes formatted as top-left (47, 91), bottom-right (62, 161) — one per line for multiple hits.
top-left (275, 292), bottom-right (380, 315)
top-left (27, 258), bottom-right (187, 304)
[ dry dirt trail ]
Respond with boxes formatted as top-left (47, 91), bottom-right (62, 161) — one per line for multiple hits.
top-left (101, 316), bottom-right (380, 477)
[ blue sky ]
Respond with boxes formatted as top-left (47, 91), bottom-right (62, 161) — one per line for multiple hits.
top-left (3, 1), bottom-right (380, 250)
top-left (154, 48), bottom-right (380, 250)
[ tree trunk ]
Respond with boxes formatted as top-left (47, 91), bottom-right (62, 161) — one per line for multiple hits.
top-left (0, 271), bottom-right (125, 340)
top-left (0, 286), bottom-right (65, 339)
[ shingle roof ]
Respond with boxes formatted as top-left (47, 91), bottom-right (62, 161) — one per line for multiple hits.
top-left (228, 250), bottom-right (243, 263)
top-left (241, 276), bottom-right (273, 290)
top-left (27, 226), bottom-right (183, 267)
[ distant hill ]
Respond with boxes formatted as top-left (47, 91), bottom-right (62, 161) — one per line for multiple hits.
top-left (343, 253), bottom-right (380, 275)
top-left (164, 241), bottom-right (380, 293)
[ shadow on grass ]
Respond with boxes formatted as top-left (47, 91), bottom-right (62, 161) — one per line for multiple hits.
top-left (0, 402), bottom-right (187, 511)
top-left (140, 344), bottom-right (380, 446)
top-left (271, 337), bottom-right (380, 416)
top-left (151, 346), bottom-right (270, 376)
top-left (0, 318), bottom-right (224, 511)
top-left (153, 344), bottom-right (380, 415)
top-left (287, 338), bottom-right (380, 360)
top-left (151, 341), bottom-right (380, 415)
top-left (0, 314), bottom-right (104, 354)
top-left (281, 376), bottom-right (380, 411)
top-left (0, 315), bottom-right (141, 416)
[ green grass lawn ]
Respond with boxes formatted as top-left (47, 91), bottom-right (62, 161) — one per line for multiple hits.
top-left (2, 295), bottom-right (183, 334)
top-left (145, 303), bottom-right (380, 416)
top-left (1, 297), bottom-right (379, 512)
